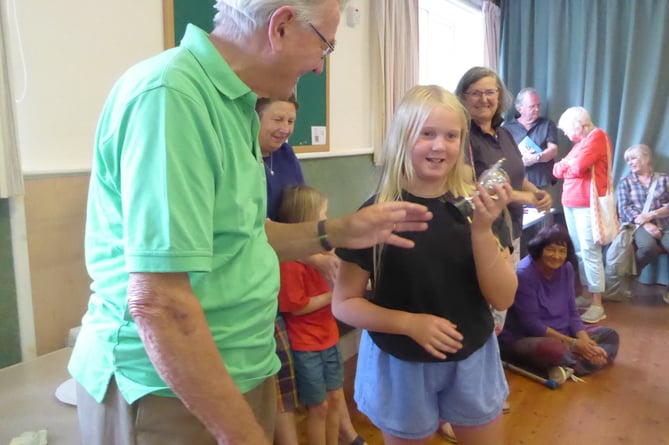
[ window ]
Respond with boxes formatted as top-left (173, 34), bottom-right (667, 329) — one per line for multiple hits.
top-left (419, 0), bottom-right (484, 91)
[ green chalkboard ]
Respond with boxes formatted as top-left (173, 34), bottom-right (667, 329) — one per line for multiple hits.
top-left (0, 199), bottom-right (21, 367)
top-left (163, 0), bottom-right (329, 152)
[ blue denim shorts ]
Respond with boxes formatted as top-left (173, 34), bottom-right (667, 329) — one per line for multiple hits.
top-left (354, 330), bottom-right (508, 439)
top-left (292, 344), bottom-right (344, 405)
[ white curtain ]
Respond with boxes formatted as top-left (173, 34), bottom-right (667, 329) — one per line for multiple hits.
top-left (482, 0), bottom-right (501, 72)
top-left (0, 11), bottom-right (24, 198)
top-left (370, 0), bottom-right (419, 165)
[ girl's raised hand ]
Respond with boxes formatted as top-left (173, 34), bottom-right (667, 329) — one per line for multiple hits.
top-left (470, 182), bottom-right (512, 233)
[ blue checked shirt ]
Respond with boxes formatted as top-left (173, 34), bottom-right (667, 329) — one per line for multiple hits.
top-left (616, 172), bottom-right (669, 230)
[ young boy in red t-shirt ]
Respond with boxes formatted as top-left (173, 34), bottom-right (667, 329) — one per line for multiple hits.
top-left (277, 185), bottom-right (343, 445)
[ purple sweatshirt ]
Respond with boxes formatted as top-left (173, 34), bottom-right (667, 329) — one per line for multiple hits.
top-left (499, 256), bottom-right (585, 344)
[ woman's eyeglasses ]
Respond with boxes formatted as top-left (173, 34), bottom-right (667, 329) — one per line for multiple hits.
top-left (465, 89), bottom-right (499, 99)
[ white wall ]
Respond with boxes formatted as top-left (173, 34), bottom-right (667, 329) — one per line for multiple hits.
top-left (3, 0), bottom-right (372, 174)
top-left (327, 1), bottom-right (372, 156)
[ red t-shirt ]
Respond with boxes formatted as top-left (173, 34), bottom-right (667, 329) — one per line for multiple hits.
top-left (278, 261), bottom-right (339, 351)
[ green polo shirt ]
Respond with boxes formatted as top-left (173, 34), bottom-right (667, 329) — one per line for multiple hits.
top-left (69, 25), bottom-right (280, 403)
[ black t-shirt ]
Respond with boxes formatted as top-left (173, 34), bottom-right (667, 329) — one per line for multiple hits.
top-left (336, 192), bottom-right (512, 363)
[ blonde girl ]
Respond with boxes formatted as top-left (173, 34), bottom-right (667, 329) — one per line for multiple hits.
top-left (333, 85), bottom-right (517, 445)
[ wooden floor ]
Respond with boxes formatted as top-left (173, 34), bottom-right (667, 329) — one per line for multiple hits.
top-left (298, 284), bottom-right (669, 444)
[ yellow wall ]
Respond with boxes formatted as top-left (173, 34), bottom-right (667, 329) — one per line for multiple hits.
top-left (24, 175), bottom-right (90, 354)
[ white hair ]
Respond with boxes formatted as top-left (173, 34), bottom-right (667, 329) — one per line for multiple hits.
top-left (514, 87), bottom-right (538, 108)
top-left (213, 0), bottom-right (347, 40)
top-left (558, 106), bottom-right (595, 135)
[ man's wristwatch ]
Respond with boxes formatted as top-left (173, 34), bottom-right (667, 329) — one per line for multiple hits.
top-left (535, 153), bottom-right (541, 162)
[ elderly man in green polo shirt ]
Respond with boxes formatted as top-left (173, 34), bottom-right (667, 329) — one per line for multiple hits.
top-left (68, 1), bottom-right (432, 444)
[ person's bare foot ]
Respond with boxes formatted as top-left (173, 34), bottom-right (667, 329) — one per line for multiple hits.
top-left (438, 422), bottom-right (457, 443)
top-left (503, 400), bottom-right (511, 413)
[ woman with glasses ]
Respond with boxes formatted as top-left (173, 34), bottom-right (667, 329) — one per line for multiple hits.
top-left (498, 224), bottom-right (618, 381)
top-left (455, 67), bottom-right (552, 265)
top-left (443, 67), bottom-right (550, 443)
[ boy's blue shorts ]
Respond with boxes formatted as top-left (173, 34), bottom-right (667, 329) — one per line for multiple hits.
top-left (293, 344), bottom-right (343, 405)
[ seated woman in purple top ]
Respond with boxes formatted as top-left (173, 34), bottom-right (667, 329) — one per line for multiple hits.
top-left (498, 224), bottom-right (619, 379)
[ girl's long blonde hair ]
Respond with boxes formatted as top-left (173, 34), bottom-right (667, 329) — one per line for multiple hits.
top-left (373, 85), bottom-right (474, 280)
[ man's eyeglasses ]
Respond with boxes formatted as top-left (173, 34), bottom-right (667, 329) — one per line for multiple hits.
top-left (465, 89), bottom-right (499, 99)
top-left (309, 23), bottom-right (335, 58)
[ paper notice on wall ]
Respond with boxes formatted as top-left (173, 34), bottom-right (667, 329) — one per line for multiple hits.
top-left (311, 126), bottom-right (326, 145)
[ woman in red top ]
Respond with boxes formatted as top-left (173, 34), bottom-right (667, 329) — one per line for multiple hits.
top-left (553, 107), bottom-right (612, 324)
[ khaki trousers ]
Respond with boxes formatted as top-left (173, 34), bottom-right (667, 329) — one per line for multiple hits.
top-left (76, 376), bottom-right (276, 445)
